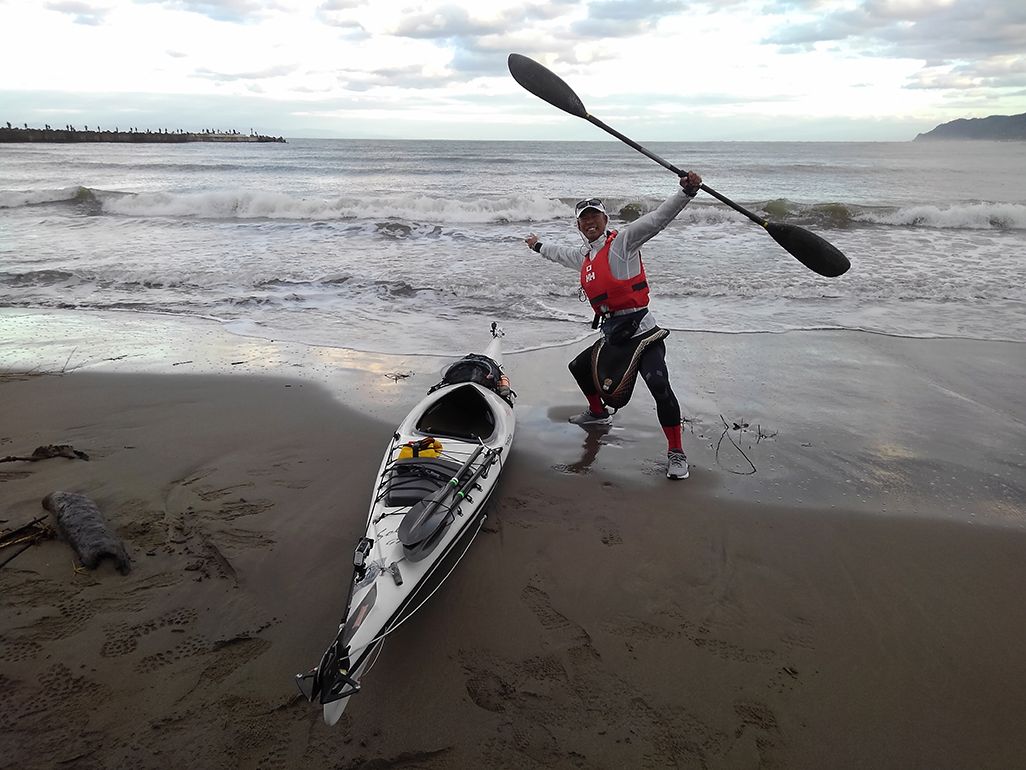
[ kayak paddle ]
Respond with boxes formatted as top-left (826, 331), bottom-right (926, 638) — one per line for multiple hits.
top-left (507, 53), bottom-right (851, 278)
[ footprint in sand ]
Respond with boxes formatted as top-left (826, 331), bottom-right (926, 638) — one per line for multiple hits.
top-left (136, 634), bottom-right (269, 677)
top-left (3, 664), bottom-right (112, 756)
top-left (733, 700), bottom-right (784, 759)
top-left (519, 583), bottom-right (592, 647)
top-left (0, 639), bottom-right (42, 664)
top-left (595, 515), bottom-right (623, 546)
top-left (101, 607), bottom-right (197, 658)
top-left (197, 483), bottom-right (254, 501)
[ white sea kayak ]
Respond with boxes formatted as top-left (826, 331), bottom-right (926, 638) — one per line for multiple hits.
top-left (296, 323), bottom-right (515, 725)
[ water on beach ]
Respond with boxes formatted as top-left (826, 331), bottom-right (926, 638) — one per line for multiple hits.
top-left (2, 138), bottom-right (1024, 354)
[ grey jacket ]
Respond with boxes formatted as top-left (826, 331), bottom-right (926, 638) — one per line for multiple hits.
top-left (537, 188), bottom-right (694, 336)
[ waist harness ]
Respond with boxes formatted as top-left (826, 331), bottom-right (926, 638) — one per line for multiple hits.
top-left (589, 326), bottom-right (669, 410)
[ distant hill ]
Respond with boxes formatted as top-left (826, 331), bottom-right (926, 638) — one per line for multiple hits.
top-left (914, 113), bottom-right (1026, 141)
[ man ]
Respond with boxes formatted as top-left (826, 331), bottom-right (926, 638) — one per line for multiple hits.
top-left (524, 172), bottom-right (702, 480)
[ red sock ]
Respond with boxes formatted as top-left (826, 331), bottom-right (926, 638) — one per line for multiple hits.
top-left (586, 394), bottom-right (605, 415)
top-left (663, 424), bottom-right (683, 452)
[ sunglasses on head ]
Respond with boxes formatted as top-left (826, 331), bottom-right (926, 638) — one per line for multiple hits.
top-left (575, 198), bottom-right (604, 216)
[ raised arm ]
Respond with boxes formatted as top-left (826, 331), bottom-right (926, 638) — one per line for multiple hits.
top-left (616, 172), bottom-right (702, 255)
top-left (524, 233), bottom-right (587, 270)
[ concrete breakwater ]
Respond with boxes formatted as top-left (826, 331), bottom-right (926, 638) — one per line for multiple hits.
top-left (0, 127), bottom-right (286, 143)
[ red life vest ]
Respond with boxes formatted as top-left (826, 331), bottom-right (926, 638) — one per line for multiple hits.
top-left (580, 230), bottom-right (650, 314)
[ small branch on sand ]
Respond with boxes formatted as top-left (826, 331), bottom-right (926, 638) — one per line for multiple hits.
top-left (715, 414), bottom-right (757, 476)
top-left (61, 347), bottom-right (78, 374)
top-left (0, 516), bottom-right (56, 569)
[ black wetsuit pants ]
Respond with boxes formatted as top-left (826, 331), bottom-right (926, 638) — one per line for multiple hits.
top-left (568, 338), bottom-right (682, 427)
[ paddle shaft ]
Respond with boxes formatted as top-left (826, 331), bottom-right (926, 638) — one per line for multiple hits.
top-left (587, 114), bottom-right (768, 228)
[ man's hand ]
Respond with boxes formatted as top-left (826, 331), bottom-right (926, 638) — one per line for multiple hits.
top-left (680, 171), bottom-right (702, 196)
top-left (525, 234), bottom-right (540, 250)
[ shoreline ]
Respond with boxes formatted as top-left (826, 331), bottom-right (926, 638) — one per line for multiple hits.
top-left (2, 310), bottom-right (1025, 767)
top-left (2, 304), bottom-right (1024, 363)
top-left (2, 306), bottom-right (1023, 516)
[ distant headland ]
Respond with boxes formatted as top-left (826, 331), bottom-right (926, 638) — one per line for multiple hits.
top-left (0, 123), bottom-right (286, 143)
top-left (914, 113), bottom-right (1025, 141)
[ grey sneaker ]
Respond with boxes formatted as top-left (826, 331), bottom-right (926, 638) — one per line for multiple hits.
top-left (666, 450), bottom-right (689, 480)
top-left (568, 409), bottom-right (612, 426)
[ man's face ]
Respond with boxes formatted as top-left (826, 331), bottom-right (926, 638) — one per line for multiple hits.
top-left (576, 209), bottom-right (608, 241)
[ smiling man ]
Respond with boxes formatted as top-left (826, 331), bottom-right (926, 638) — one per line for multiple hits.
top-left (524, 172), bottom-right (702, 480)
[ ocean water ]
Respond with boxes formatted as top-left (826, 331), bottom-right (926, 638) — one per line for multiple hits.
top-left (1, 138), bottom-right (1024, 355)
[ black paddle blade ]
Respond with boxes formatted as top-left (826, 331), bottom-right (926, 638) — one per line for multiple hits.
top-left (508, 53), bottom-right (587, 119)
top-left (398, 486), bottom-right (454, 549)
top-left (765, 222), bottom-right (851, 277)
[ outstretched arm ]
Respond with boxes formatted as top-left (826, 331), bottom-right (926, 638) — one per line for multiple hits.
top-left (524, 233), bottom-right (586, 270)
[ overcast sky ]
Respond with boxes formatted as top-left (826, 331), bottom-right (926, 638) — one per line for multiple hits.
top-left (2, 0), bottom-right (1024, 140)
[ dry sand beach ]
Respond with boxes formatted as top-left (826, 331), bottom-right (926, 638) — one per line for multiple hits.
top-left (2, 309), bottom-right (1025, 769)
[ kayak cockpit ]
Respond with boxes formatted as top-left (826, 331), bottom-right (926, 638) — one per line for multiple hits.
top-left (415, 384), bottom-right (497, 441)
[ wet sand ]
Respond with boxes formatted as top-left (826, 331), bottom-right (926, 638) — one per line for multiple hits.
top-left (1, 323), bottom-right (1025, 769)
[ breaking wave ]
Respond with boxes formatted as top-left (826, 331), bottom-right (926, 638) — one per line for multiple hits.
top-left (3, 185), bottom-right (1025, 231)
top-left (0, 186), bottom-right (98, 208)
top-left (762, 199), bottom-right (1026, 230)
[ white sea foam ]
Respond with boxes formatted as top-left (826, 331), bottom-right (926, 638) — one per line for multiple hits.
top-left (856, 202), bottom-right (1026, 230)
top-left (0, 186), bottom-right (83, 208)
top-left (100, 189), bottom-right (572, 223)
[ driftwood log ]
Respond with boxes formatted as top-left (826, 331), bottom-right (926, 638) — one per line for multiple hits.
top-left (42, 492), bottom-right (131, 574)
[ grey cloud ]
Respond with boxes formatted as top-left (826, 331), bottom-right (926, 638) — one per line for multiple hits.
top-left (319, 16), bottom-right (368, 36)
top-left (141, 0), bottom-right (275, 23)
top-left (447, 37), bottom-right (593, 78)
top-left (193, 64), bottom-right (297, 81)
top-left (586, 0), bottom-right (685, 21)
top-left (386, 4), bottom-right (586, 78)
top-left (570, 18), bottom-right (647, 38)
top-left (316, 0), bottom-right (369, 34)
top-left (45, 0), bottom-right (109, 25)
top-left (764, 16), bottom-right (859, 46)
top-left (908, 58), bottom-right (1026, 90)
top-left (376, 1), bottom-right (680, 83)
top-left (763, 1), bottom-right (1026, 88)
top-left (393, 5), bottom-right (506, 39)
top-left (447, 48), bottom-right (512, 78)
top-left (525, 0), bottom-right (580, 22)
top-left (332, 64), bottom-right (455, 91)
top-left (570, 0), bottom-right (685, 39)
top-left (970, 57), bottom-right (1026, 80)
